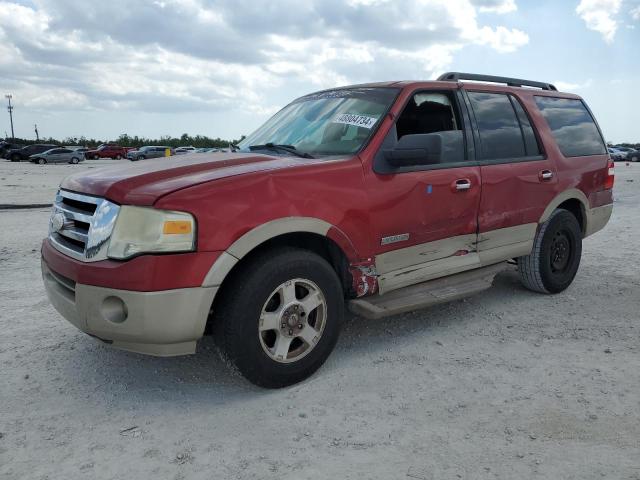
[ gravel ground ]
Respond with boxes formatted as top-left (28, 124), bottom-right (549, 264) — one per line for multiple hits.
top-left (1, 160), bottom-right (639, 480)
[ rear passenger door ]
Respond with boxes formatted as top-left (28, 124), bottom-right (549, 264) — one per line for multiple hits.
top-left (464, 90), bottom-right (558, 263)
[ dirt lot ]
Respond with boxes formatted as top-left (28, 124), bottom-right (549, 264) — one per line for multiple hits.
top-left (1, 159), bottom-right (639, 480)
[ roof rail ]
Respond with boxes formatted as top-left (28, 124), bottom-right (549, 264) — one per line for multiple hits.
top-left (437, 72), bottom-right (557, 91)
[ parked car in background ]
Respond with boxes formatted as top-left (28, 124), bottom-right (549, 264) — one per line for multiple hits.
top-left (195, 147), bottom-right (222, 153)
top-left (628, 149), bottom-right (640, 162)
top-left (1, 141), bottom-right (24, 157)
top-left (30, 148), bottom-right (85, 164)
top-left (5, 144), bottom-right (58, 162)
top-left (174, 146), bottom-right (197, 155)
top-left (127, 146), bottom-right (173, 161)
top-left (85, 145), bottom-right (128, 160)
top-left (613, 146), bottom-right (637, 161)
top-left (608, 147), bottom-right (626, 161)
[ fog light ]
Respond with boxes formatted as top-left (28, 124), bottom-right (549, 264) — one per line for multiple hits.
top-left (101, 296), bottom-right (128, 324)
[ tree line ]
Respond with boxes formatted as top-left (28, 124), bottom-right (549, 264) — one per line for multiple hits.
top-left (4, 133), bottom-right (246, 149)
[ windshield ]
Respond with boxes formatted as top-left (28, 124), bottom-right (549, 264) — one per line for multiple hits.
top-left (238, 87), bottom-right (399, 157)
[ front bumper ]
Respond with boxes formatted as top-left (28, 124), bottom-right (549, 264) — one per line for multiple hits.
top-left (42, 259), bottom-right (217, 356)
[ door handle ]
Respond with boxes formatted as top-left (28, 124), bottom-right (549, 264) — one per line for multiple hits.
top-left (539, 170), bottom-right (554, 181)
top-left (453, 179), bottom-right (472, 191)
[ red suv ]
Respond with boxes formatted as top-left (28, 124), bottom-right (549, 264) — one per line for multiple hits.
top-left (41, 73), bottom-right (614, 387)
top-left (85, 144), bottom-right (128, 160)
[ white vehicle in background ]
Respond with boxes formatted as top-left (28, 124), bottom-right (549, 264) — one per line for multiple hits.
top-left (174, 146), bottom-right (197, 155)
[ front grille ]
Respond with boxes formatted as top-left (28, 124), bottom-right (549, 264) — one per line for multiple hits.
top-left (48, 190), bottom-right (120, 262)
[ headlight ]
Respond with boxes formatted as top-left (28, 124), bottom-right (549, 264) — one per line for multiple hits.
top-left (107, 206), bottom-right (196, 259)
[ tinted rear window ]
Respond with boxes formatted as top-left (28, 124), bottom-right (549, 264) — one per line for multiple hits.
top-left (534, 97), bottom-right (606, 157)
top-left (467, 92), bottom-right (526, 160)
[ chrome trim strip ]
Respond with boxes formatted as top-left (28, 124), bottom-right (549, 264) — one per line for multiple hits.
top-left (55, 204), bottom-right (93, 223)
top-left (49, 233), bottom-right (86, 261)
top-left (58, 189), bottom-right (101, 204)
top-left (57, 226), bottom-right (88, 243)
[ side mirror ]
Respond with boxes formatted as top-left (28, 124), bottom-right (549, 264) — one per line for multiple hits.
top-left (383, 131), bottom-right (464, 167)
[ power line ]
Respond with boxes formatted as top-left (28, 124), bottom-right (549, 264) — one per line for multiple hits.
top-left (5, 94), bottom-right (15, 139)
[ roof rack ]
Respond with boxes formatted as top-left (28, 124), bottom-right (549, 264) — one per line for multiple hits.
top-left (437, 72), bottom-right (557, 91)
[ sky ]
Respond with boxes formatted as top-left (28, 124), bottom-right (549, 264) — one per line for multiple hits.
top-left (0, 0), bottom-right (638, 143)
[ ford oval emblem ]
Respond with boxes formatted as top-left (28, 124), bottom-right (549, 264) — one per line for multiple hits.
top-left (51, 212), bottom-right (66, 233)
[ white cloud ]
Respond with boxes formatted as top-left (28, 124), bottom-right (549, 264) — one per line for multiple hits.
top-left (474, 0), bottom-right (518, 14)
top-left (553, 79), bottom-right (593, 91)
top-left (576, 0), bottom-right (622, 43)
top-left (0, 0), bottom-right (530, 126)
top-left (631, 5), bottom-right (640, 20)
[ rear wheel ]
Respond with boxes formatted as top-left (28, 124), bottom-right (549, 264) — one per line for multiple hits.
top-left (115, 154), bottom-right (122, 160)
top-left (214, 248), bottom-right (343, 388)
top-left (631, 154), bottom-right (639, 162)
top-left (93, 155), bottom-right (100, 160)
top-left (517, 209), bottom-right (582, 294)
top-left (10, 154), bottom-right (20, 162)
top-left (138, 155), bottom-right (145, 160)
top-left (37, 158), bottom-right (46, 165)
top-left (70, 157), bottom-right (79, 164)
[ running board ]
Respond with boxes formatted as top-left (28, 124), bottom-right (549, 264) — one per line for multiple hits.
top-left (348, 263), bottom-right (507, 320)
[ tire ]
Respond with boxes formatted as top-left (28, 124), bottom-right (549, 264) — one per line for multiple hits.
top-left (517, 209), bottom-right (582, 294)
top-left (214, 247), bottom-right (344, 388)
top-left (631, 155), bottom-right (639, 162)
top-left (70, 157), bottom-right (79, 164)
top-left (138, 155), bottom-right (145, 160)
top-left (115, 155), bottom-right (122, 160)
top-left (10, 154), bottom-right (20, 162)
top-left (93, 155), bottom-right (100, 160)
top-left (37, 158), bottom-right (46, 165)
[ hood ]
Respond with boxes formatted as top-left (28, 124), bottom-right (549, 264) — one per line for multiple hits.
top-left (60, 152), bottom-right (320, 205)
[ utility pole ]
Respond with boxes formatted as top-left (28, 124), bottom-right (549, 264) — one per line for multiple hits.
top-left (5, 94), bottom-right (15, 139)
top-left (34, 124), bottom-right (39, 141)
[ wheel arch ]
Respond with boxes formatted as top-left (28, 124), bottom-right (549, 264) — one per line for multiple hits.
top-left (539, 189), bottom-right (588, 236)
top-left (202, 217), bottom-right (357, 292)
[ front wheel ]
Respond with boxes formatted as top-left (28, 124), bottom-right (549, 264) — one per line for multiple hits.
top-left (93, 155), bottom-right (100, 160)
top-left (70, 157), bottom-right (79, 164)
top-left (115, 155), bottom-right (122, 160)
top-left (517, 209), bottom-right (582, 294)
top-left (214, 248), bottom-right (343, 388)
top-left (37, 158), bottom-right (46, 165)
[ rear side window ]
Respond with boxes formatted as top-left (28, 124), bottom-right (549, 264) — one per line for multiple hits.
top-left (534, 97), bottom-right (606, 157)
top-left (467, 92), bottom-right (526, 160)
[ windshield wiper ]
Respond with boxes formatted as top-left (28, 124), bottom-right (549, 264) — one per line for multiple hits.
top-left (248, 143), bottom-right (314, 159)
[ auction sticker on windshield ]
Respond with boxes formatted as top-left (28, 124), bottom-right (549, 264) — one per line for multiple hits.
top-left (332, 113), bottom-right (378, 129)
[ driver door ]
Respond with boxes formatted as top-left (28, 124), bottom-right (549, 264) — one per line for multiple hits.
top-left (366, 89), bottom-right (482, 294)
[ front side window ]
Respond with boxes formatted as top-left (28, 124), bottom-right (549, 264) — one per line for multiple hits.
top-left (534, 96), bottom-right (606, 157)
top-left (396, 92), bottom-right (460, 139)
top-left (238, 87), bottom-right (399, 157)
top-left (467, 92), bottom-right (526, 160)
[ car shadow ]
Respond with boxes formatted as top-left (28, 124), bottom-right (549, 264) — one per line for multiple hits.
top-left (57, 267), bottom-right (534, 404)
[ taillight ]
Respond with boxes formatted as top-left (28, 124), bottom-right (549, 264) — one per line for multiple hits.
top-left (604, 159), bottom-right (615, 190)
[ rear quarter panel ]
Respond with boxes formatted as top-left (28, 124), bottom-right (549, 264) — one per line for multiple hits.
top-left (523, 90), bottom-right (611, 210)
